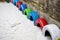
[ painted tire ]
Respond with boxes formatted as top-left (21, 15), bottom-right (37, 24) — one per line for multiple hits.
top-left (42, 24), bottom-right (60, 40)
top-left (19, 4), bottom-right (27, 13)
top-left (5, 0), bottom-right (10, 3)
top-left (16, 1), bottom-right (23, 8)
top-left (9, 0), bottom-right (13, 3)
top-left (36, 18), bottom-right (48, 30)
top-left (28, 11), bottom-right (39, 25)
top-left (24, 8), bottom-right (32, 17)
top-left (13, 0), bottom-right (19, 6)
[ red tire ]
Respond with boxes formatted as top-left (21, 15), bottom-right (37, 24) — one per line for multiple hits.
top-left (9, 0), bottom-right (13, 3)
top-left (36, 18), bottom-right (48, 30)
top-left (16, 1), bottom-right (23, 8)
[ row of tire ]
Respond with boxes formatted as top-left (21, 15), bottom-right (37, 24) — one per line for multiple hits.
top-left (6, 0), bottom-right (60, 40)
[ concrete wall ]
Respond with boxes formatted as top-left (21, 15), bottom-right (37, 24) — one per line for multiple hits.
top-left (22, 0), bottom-right (60, 22)
top-left (0, 0), bottom-right (5, 2)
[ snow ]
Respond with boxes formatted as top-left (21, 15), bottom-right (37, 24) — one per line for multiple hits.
top-left (0, 2), bottom-right (49, 40)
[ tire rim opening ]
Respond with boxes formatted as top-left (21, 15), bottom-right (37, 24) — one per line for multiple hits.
top-left (20, 8), bottom-right (22, 11)
top-left (30, 16), bottom-right (33, 21)
top-left (17, 5), bottom-right (18, 7)
top-left (37, 23), bottom-right (41, 27)
top-left (25, 12), bottom-right (27, 15)
top-left (45, 30), bottom-right (52, 40)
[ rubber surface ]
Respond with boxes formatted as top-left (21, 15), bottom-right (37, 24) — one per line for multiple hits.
top-left (36, 18), bottom-right (48, 30)
top-left (13, 0), bottom-right (19, 6)
top-left (19, 4), bottom-right (27, 13)
top-left (5, 0), bottom-right (10, 3)
top-left (24, 8), bottom-right (32, 17)
top-left (16, 1), bottom-right (23, 8)
top-left (28, 11), bottom-right (39, 25)
top-left (9, 0), bottom-right (13, 3)
top-left (42, 24), bottom-right (60, 40)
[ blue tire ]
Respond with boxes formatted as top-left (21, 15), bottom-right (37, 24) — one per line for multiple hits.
top-left (19, 4), bottom-right (27, 14)
top-left (13, 0), bottom-right (19, 6)
top-left (28, 11), bottom-right (40, 25)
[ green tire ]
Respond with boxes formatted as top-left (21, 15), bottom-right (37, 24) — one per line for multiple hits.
top-left (24, 8), bottom-right (32, 18)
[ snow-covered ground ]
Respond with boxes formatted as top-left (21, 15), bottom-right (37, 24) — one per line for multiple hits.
top-left (0, 2), bottom-right (50, 40)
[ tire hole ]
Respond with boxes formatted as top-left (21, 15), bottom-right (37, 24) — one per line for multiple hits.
top-left (37, 23), bottom-right (41, 27)
top-left (20, 8), bottom-right (22, 11)
top-left (25, 12), bottom-right (27, 15)
top-left (30, 16), bottom-right (33, 21)
top-left (45, 30), bottom-right (52, 40)
top-left (17, 5), bottom-right (18, 7)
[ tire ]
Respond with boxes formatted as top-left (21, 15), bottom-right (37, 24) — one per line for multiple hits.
top-left (36, 18), bottom-right (48, 30)
top-left (28, 11), bottom-right (39, 25)
top-left (13, 0), bottom-right (19, 6)
top-left (19, 4), bottom-right (27, 14)
top-left (42, 24), bottom-right (60, 40)
top-left (24, 8), bottom-right (32, 17)
top-left (5, 0), bottom-right (10, 3)
top-left (16, 1), bottom-right (23, 8)
top-left (9, 0), bottom-right (13, 3)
